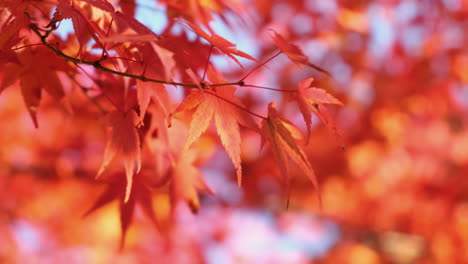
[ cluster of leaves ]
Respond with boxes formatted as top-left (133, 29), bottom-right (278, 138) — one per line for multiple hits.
top-left (2, 0), bottom-right (468, 263)
top-left (1, 0), bottom-right (342, 249)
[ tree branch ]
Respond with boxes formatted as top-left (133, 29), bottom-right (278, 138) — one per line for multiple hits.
top-left (28, 23), bottom-right (241, 89)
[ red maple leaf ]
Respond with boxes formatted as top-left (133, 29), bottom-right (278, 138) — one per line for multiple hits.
top-left (146, 101), bottom-right (213, 213)
top-left (296, 77), bottom-right (344, 147)
top-left (170, 150), bottom-right (214, 213)
top-left (182, 20), bottom-right (257, 67)
top-left (83, 172), bottom-right (163, 250)
top-left (261, 103), bottom-right (319, 192)
top-left (0, 46), bottom-right (71, 127)
top-left (53, 0), bottom-right (106, 56)
top-left (97, 110), bottom-right (141, 203)
top-left (270, 30), bottom-right (331, 77)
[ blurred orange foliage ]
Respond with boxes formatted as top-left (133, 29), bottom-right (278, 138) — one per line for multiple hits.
top-left (1, 0), bottom-right (468, 263)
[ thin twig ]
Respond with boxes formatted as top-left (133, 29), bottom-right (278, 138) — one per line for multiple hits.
top-left (107, 56), bottom-right (139, 63)
top-left (28, 24), bottom-right (240, 89)
top-left (101, 18), bottom-right (114, 58)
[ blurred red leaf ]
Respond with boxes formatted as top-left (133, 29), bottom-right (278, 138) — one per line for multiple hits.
top-left (296, 77), bottom-right (343, 146)
top-left (97, 110), bottom-right (141, 203)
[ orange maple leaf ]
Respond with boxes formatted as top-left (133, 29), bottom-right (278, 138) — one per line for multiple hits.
top-left (172, 87), bottom-right (253, 186)
top-left (171, 68), bottom-right (258, 186)
top-left (97, 110), bottom-right (141, 203)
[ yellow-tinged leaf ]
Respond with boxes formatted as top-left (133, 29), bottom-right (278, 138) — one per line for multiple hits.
top-left (137, 81), bottom-right (169, 122)
top-left (177, 89), bottom-right (245, 184)
top-left (184, 93), bottom-right (215, 149)
top-left (214, 97), bottom-right (242, 185)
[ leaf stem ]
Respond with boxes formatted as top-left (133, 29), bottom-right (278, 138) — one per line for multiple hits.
top-left (12, 43), bottom-right (44, 50)
top-left (202, 45), bottom-right (213, 82)
top-left (242, 84), bottom-right (297, 93)
top-left (239, 51), bottom-right (282, 82)
top-left (204, 90), bottom-right (267, 120)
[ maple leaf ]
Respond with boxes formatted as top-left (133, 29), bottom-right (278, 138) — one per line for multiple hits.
top-left (171, 68), bottom-right (258, 186)
top-left (0, 47), bottom-right (71, 127)
top-left (261, 103), bottom-right (320, 202)
top-left (54, 0), bottom-right (106, 55)
top-left (119, 0), bottom-right (137, 17)
top-left (136, 81), bottom-right (170, 122)
top-left (113, 11), bottom-right (156, 35)
top-left (158, 32), bottom-right (213, 82)
top-left (143, 109), bottom-right (173, 182)
top-left (170, 150), bottom-right (213, 213)
top-left (145, 106), bottom-right (213, 213)
top-left (126, 61), bottom-right (171, 122)
top-left (0, 34), bottom-right (20, 65)
top-left (182, 20), bottom-right (257, 67)
top-left (113, 42), bottom-right (175, 88)
top-left (149, 42), bottom-right (176, 82)
top-left (0, 1), bottom-right (31, 33)
top-left (97, 110), bottom-right (141, 203)
top-left (81, 0), bottom-right (115, 12)
top-left (270, 30), bottom-right (331, 77)
top-left (83, 172), bottom-right (162, 250)
top-left (0, 11), bottom-right (25, 65)
top-left (296, 77), bottom-right (344, 147)
top-left (164, 0), bottom-right (245, 29)
top-left (172, 88), bottom-right (240, 185)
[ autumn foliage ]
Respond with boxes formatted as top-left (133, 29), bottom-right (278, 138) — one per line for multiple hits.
top-left (1, 0), bottom-right (468, 263)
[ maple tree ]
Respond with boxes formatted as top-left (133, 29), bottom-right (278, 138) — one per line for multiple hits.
top-left (1, 0), bottom-right (468, 263)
